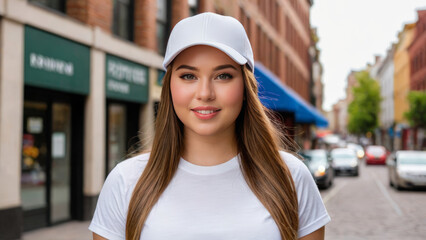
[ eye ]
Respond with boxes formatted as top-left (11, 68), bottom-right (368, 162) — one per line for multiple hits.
top-left (180, 74), bottom-right (197, 80)
top-left (216, 73), bottom-right (233, 80)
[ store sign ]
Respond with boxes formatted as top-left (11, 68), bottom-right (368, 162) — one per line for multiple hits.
top-left (24, 26), bottom-right (90, 95)
top-left (29, 53), bottom-right (74, 76)
top-left (106, 55), bottom-right (149, 103)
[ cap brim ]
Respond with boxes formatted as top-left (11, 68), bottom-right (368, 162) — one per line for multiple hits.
top-left (163, 41), bottom-right (248, 70)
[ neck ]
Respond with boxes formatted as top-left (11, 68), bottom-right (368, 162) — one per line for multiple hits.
top-left (182, 129), bottom-right (238, 166)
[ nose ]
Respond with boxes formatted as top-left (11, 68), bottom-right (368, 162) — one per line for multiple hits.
top-left (195, 78), bottom-right (215, 101)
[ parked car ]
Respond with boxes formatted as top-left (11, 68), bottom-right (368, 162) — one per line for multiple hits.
top-left (301, 149), bottom-right (334, 189)
top-left (347, 143), bottom-right (365, 160)
top-left (387, 151), bottom-right (426, 190)
top-left (365, 145), bottom-right (387, 165)
top-left (330, 148), bottom-right (359, 176)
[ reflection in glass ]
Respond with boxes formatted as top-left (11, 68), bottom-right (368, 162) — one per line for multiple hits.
top-left (50, 103), bottom-right (71, 223)
top-left (108, 104), bottom-right (127, 172)
top-left (29, 0), bottom-right (66, 12)
top-left (21, 101), bottom-right (48, 210)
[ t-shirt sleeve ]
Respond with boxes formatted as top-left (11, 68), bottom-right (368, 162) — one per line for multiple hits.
top-left (294, 159), bottom-right (331, 238)
top-left (89, 165), bottom-right (127, 240)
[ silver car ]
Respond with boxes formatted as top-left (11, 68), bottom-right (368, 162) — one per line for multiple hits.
top-left (387, 151), bottom-right (426, 190)
top-left (330, 148), bottom-right (359, 176)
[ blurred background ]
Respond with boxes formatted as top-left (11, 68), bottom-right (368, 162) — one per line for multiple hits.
top-left (0, 0), bottom-right (425, 239)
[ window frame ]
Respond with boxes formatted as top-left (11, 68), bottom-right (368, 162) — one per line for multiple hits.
top-left (28, 0), bottom-right (66, 13)
top-left (156, 0), bottom-right (171, 55)
top-left (112, 0), bottom-right (135, 41)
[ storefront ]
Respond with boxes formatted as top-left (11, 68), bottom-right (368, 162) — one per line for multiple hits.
top-left (105, 54), bottom-right (149, 174)
top-left (22, 26), bottom-right (89, 231)
top-left (254, 62), bottom-right (328, 149)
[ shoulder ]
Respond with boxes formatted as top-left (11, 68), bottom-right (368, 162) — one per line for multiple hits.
top-left (278, 151), bottom-right (309, 179)
top-left (279, 151), bottom-right (331, 237)
top-left (278, 150), bottom-right (314, 187)
top-left (109, 152), bottom-right (150, 189)
top-left (89, 154), bottom-right (150, 239)
top-left (115, 152), bottom-right (150, 173)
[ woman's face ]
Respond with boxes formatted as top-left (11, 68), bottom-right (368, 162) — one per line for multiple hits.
top-left (170, 45), bottom-right (244, 138)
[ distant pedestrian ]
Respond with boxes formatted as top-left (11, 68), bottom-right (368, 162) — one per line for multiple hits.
top-left (89, 12), bottom-right (330, 240)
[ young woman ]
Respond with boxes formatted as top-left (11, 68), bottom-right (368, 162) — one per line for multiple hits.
top-left (90, 12), bottom-right (330, 240)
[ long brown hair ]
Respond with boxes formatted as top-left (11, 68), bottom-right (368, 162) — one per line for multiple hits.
top-left (126, 64), bottom-right (299, 240)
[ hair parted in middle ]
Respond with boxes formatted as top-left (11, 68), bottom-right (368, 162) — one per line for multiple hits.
top-left (126, 63), bottom-right (299, 240)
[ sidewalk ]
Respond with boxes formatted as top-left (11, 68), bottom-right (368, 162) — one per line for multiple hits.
top-left (21, 221), bottom-right (92, 240)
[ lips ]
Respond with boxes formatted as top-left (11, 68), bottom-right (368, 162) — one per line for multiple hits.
top-left (191, 106), bottom-right (221, 119)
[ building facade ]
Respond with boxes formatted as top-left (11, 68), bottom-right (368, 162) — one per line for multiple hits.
top-left (394, 23), bottom-right (415, 150)
top-left (0, 1), bottom-right (165, 238)
top-left (332, 99), bottom-right (348, 136)
top-left (376, 46), bottom-right (395, 150)
top-left (0, 0), bottom-right (324, 239)
top-left (409, 10), bottom-right (426, 91)
top-left (310, 27), bottom-right (324, 112)
top-left (407, 10), bottom-right (426, 150)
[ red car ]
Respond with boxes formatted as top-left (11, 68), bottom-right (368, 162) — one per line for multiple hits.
top-left (365, 145), bottom-right (387, 164)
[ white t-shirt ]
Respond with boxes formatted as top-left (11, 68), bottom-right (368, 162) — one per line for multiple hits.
top-left (89, 151), bottom-right (330, 240)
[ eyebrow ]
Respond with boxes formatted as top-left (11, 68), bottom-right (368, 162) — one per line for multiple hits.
top-left (175, 65), bottom-right (197, 71)
top-left (214, 64), bottom-right (238, 71)
top-left (175, 64), bottom-right (238, 71)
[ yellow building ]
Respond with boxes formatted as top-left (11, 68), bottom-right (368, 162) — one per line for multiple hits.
top-left (393, 23), bottom-right (415, 150)
top-left (394, 23), bottom-right (415, 125)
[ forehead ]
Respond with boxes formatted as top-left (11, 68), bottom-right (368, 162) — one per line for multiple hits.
top-left (173, 45), bottom-right (240, 70)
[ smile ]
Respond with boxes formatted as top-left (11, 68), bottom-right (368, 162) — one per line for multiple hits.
top-left (194, 109), bottom-right (220, 114)
top-left (191, 107), bottom-right (221, 120)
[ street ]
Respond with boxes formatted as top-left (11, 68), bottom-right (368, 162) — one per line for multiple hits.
top-left (321, 160), bottom-right (426, 240)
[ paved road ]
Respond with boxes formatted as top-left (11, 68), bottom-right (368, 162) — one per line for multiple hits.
top-left (320, 160), bottom-right (426, 240)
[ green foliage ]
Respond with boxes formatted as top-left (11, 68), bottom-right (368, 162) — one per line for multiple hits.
top-left (404, 91), bottom-right (426, 128)
top-left (347, 71), bottom-right (381, 135)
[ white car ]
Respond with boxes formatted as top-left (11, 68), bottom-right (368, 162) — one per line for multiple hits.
top-left (330, 148), bottom-right (359, 176)
top-left (388, 151), bottom-right (426, 190)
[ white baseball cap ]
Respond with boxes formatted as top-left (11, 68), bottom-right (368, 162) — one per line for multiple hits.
top-left (163, 12), bottom-right (254, 71)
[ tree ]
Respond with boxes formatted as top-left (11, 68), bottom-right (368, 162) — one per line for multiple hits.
top-left (404, 91), bottom-right (426, 128)
top-left (347, 71), bottom-right (381, 135)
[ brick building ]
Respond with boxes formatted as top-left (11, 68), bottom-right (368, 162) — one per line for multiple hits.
top-left (409, 9), bottom-right (426, 90)
top-left (0, 0), bottom-right (325, 239)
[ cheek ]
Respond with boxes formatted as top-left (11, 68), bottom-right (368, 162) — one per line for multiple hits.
top-left (221, 81), bottom-right (245, 107)
top-left (170, 79), bottom-right (192, 108)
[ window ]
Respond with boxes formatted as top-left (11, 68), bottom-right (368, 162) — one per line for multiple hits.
top-left (157, 0), bottom-right (169, 55)
top-left (188, 0), bottom-right (199, 16)
top-left (29, 0), bottom-right (65, 13)
top-left (112, 0), bottom-right (134, 41)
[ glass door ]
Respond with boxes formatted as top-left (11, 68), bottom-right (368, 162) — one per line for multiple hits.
top-left (107, 103), bottom-right (127, 173)
top-left (22, 101), bottom-right (48, 216)
top-left (50, 103), bottom-right (71, 223)
top-left (21, 100), bottom-right (72, 230)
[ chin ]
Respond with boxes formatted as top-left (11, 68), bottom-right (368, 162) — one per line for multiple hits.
top-left (186, 124), bottom-right (234, 138)
top-left (190, 129), bottom-right (221, 137)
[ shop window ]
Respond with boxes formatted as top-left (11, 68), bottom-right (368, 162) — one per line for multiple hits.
top-left (157, 0), bottom-right (170, 55)
top-left (112, 0), bottom-right (134, 41)
top-left (188, 0), bottom-right (199, 16)
top-left (29, 0), bottom-right (66, 13)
